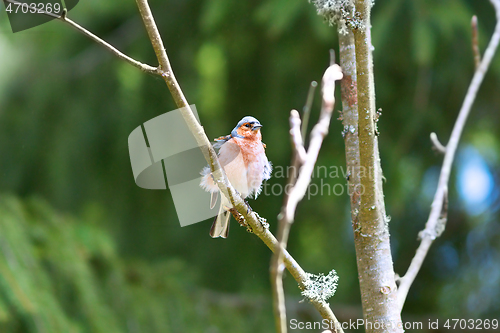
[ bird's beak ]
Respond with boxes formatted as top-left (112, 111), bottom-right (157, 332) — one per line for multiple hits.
top-left (252, 124), bottom-right (262, 131)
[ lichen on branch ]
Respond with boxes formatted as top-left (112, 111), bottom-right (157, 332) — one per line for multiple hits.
top-left (301, 270), bottom-right (339, 303)
top-left (308, 0), bottom-right (363, 34)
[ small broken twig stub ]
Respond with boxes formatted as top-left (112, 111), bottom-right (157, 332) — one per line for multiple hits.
top-left (430, 132), bottom-right (447, 154)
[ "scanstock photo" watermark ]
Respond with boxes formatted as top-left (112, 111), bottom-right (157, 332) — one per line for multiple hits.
top-left (290, 318), bottom-right (499, 331)
top-left (259, 164), bottom-right (374, 199)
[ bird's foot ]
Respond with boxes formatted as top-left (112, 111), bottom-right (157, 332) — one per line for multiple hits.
top-left (230, 208), bottom-right (248, 226)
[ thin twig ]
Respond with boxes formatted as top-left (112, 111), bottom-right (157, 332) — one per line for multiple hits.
top-left (472, 15), bottom-right (482, 69)
top-left (133, 0), bottom-right (345, 328)
top-left (397, 0), bottom-right (500, 312)
top-left (271, 109), bottom-right (307, 333)
top-left (271, 110), bottom-right (304, 333)
top-left (3, 0), bottom-right (158, 75)
top-left (271, 63), bottom-right (343, 333)
top-left (290, 111), bottom-right (307, 164)
top-left (301, 81), bottom-right (318, 140)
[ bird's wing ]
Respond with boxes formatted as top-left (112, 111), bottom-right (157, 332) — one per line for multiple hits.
top-left (213, 134), bottom-right (232, 151)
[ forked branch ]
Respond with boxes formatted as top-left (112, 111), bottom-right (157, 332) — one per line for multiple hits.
top-left (271, 60), bottom-right (343, 333)
top-left (397, 0), bottom-right (500, 312)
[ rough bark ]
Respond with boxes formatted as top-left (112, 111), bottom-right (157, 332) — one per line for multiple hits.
top-left (349, 1), bottom-right (403, 331)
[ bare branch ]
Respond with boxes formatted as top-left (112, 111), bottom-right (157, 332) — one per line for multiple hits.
top-left (271, 62), bottom-right (343, 333)
top-left (397, 0), bottom-right (500, 312)
top-left (61, 16), bottom-right (158, 75)
top-left (271, 109), bottom-right (310, 333)
top-left (287, 64), bottom-right (342, 223)
top-left (472, 15), bottom-right (482, 69)
top-left (4, 0), bottom-right (158, 75)
top-left (430, 132), bottom-right (447, 154)
top-left (271, 110), bottom-right (303, 333)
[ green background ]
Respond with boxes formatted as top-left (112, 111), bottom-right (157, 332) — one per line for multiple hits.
top-left (0, 0), bottom-right (499, 332)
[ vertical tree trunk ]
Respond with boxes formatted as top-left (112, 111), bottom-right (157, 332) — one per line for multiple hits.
top-left (344, 1), bottom-right (403, 331)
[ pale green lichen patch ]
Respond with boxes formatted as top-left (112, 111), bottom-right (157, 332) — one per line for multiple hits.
top-left (301, 269), bottom-right (339, 302)
top-left (308, 0), bottom-right (364, 34)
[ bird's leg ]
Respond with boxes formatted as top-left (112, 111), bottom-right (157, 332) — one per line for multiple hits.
top-left (229, 207), bottom-right (269, 233)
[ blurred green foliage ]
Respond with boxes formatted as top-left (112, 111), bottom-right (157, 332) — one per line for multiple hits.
top-left (0, 0), bottom-right (499, 331)
top-left (0, 195), bottom-right (274, 332)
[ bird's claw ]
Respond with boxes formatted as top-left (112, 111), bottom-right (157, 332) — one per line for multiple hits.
top-left (229, 208), bottom-right (248, 228)
top-left (229, 207), bottom-right (255, 233)
top-left (229, 206), bottom-right (268, 234)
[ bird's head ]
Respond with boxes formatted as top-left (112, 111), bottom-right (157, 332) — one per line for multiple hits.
top-left (232, 116), bottom-right (263, 140)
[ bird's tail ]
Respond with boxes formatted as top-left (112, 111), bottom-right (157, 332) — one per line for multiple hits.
top-left (209, 205), bottom-right (231, 238)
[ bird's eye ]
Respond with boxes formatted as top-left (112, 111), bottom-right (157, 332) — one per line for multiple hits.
top-left (245, 123), bottom-right (251, 128)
